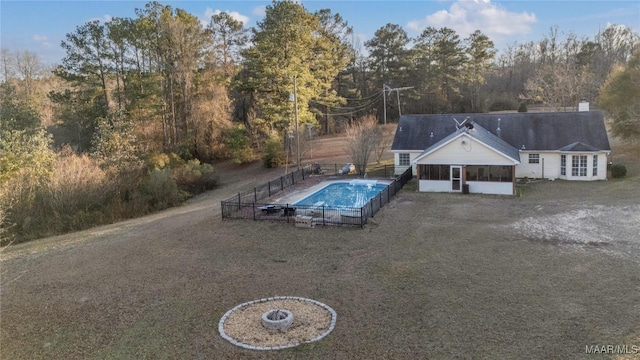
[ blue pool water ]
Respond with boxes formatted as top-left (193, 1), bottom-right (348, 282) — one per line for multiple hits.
top-left (294, 181), bottom-right (388, 208)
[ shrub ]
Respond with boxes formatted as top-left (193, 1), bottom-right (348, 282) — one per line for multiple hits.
top-left (146, 153), bottom-right (171, 170)
top-left (225, 125), bottom-right (254, 164)
top-left (518, 102), bottom-right (528, 112)
top-left (263, 136), bottom-right (286, 168)
top-left (142, 169), bottom-right (186, 210)
top-left (611, 164), bottom-right (627, 178)
top-left (489, 98), bottom-right (518, 112)
top-left (172, 159), bottom-right (218, 192)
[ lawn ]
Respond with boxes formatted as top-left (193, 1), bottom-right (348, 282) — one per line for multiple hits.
top-left (1, 141), bottom-right (639, 359)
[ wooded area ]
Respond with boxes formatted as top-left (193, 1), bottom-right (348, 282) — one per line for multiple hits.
top-left (1, 0), bottom-right (639, 243)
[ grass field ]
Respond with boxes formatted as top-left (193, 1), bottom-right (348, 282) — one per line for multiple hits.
top-left (1, 137), bottom-right (639, 359)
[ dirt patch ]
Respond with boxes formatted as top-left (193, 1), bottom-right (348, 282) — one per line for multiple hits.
top-left (509, 205), bottom-right (640, 263)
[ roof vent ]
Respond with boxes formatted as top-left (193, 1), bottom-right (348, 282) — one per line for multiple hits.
top-left (430, 132), bottom-right (434, 138)
top-left (399, 126), bottom-right (402, 132)
top-left (521, 144), bottom-right (526, 150)
top-left (496, 118), bottom-right (502, 137)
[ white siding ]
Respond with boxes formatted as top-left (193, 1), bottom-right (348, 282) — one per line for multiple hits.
top-left (393, 151), bottom-right (422, 175)
top-left (416, 137), bottom-right (516, 165)
top-left (419, 180), bottom-right (450, 192)
top-left (517, 152), bottom-right (608, 180)
top-left (563, 153), bottom-right (608, 181)
top-left (517, 152), bottom-right (561, 179)
top-left (467, 182), bottom-right (513, 195)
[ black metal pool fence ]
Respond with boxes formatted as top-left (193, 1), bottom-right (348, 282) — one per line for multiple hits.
top-left (220, 164), bottom-right (413, 227)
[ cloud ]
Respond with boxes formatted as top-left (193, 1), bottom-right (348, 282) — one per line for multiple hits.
top-left (204, 8), bottom-right (250, 25)
top-left (252, 5), bottom-right (266, 17)
top-left (88, 14), bottom-right (113, 23)
top-left (32, 34), bottom-right (53, 49)
top-left (407, 0), bottom-right (536, 40)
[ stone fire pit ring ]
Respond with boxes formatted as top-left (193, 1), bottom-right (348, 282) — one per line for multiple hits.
top-left (218, 296), bottom-right (337, 350)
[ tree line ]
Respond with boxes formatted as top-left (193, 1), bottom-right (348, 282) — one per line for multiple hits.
top-left (3, 1), bottom-right (638, 162)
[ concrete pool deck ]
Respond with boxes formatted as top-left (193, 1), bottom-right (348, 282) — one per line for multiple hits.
top-left (269, 177), bottom-right (394, 206)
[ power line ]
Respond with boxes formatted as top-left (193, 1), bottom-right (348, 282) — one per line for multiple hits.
top-left (313, 92), bottom-right (383, 116)
top-left (309, 90), bottom-right (383, 107)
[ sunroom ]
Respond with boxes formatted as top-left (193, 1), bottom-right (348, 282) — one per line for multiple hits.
top-left (412, 123), bottom-right (521, 195)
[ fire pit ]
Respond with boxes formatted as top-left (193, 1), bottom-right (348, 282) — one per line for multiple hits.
top-left (261, 309), bottom-right (293, 331)
top-left (218, 296), bottom-right (336, 350)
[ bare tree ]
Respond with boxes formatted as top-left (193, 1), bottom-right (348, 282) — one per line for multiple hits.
top-left (345, 115), bottom-right (382, 175)
top-left (373, 125), bottom-right (394, 164)
top-left (1, 48), bottom-right (15, 82)
top-left (14, 50), bottom-right (42, 99)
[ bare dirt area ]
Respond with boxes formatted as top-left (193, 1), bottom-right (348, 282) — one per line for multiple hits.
top-left (1, 133), bottom-right (639, 360)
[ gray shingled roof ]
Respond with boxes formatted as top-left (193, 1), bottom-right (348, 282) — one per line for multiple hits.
top-left (414, 122), bottom-right (521, 162)
top-left (391, 111), bottom-right (610, 152)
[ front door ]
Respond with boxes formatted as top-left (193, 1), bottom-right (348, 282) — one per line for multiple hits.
top-left (451, 166), bottom-right (462, 192)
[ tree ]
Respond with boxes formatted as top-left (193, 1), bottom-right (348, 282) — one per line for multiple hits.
top-left (463, 30), bottom-right (496, 112)
top-left (57, 20), bottom-right (112, 113)
top-left (1, 48), bottom-right (14, 82)
top-left (238, 1), bottom-right (349, 142)
top-left (310, 9), bottom-right (353, 134)
top-left (525, 30), bottom-right (597, 111)
top-left (0, 83), bottom-right (41, 133)
top-left (91, 110), bottom-right (141, 169)
top-left (207, 12), bottom-right (248, 78)
top-left (345, 115), bottom-right (382, 175)
top-left (365, 23), bottom-right (411, 120)
top-left (411, 27), bottom-right (466, 113)
top-left (14, 50), bottom-right (42, 100)
top-left (598, 50), bottom-right (640, 141)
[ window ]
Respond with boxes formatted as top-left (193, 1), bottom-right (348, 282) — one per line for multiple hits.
top-left (529, 154), bottom-right (540, 164)
top-left (465, 165), bottom-right (512, 182)
top-left (580, 156), bottom-right (587, 176)
top-left (418, 165), bottom-right (450, 180)
top-left (572, 155), bottom-right (587, 176)
top-left (593, 155), bottom-right (598, 176)
top-left (560, 155), bottom-right (566, 176)
top-left (399, 153), bottom-right (410, 167)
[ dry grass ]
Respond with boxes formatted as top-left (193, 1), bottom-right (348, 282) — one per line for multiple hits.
top-left (0, 135), bottom-right (638, 360)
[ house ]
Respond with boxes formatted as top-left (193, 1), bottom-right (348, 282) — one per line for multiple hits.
top-left (391, 108), bottom-right (611, 195)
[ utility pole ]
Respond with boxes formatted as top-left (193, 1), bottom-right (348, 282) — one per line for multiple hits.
top-left (383, 84), bottom-right (388, 125)
top-left (383, 85), bottom-right (413, 123)
top-left (293, 76), bottom-right (300, 171)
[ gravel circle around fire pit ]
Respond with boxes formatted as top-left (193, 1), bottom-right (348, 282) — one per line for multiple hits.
top-left (218, 296), bottom-right (337, 350)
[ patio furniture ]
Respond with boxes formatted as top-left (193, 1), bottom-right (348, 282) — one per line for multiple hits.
top-left (259, 205), bottom-right (283, 214)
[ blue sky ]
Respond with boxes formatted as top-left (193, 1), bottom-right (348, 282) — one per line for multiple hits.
top-left (1, 0), bottom-right (638, 66)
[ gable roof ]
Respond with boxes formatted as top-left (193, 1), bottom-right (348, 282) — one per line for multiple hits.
top-left (413, 122), bottom-right (520, 163)
top-left (557, 142), bottom-right (602, 152)
top-left (391, 111), bottom-right (611, 152)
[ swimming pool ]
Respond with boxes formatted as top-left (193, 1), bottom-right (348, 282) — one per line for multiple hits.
top-left (293, 180), bottom-right (388, 208)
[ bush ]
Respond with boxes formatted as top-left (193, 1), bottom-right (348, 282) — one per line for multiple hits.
top-left (142, 169), bottom-right (186, 210)
top-left (611, 164), bottom-right (627, 178)
top-left (518, 102), bottom-right (528, 112)
top-left (489, 98), bottom-right (519, 112)
top-left (172, 159), bottom-right (218, 192)
top-left (225, 125), bottom-right (253, 164)
top-left (263, 136), bottom-right (286, 168)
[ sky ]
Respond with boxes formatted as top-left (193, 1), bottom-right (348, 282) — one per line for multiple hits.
top-left (1, 0), bottom-right (639, 66)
